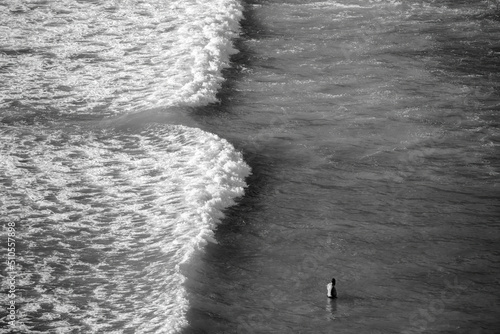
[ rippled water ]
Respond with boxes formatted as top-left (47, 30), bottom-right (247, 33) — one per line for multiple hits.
top-left (1, 0), bottom-right (499, 333)
top-left (181, 0), bottom-right (500, 333)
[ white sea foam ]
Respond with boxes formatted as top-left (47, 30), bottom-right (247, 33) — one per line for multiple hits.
top-left (0, 124), bottom-right (251, 333)
top-left (0, 0), bottom-right (243, 114)
top-left (0, 0), bottom-right (248, 332)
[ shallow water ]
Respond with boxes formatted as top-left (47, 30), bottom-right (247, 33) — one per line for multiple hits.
top-left (1, 0), bottom-right (499, 333)
top-left (182, 0), bottom-right (500, 333)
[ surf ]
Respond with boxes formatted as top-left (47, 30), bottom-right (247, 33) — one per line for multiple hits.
top-left (0, 0), bottom-right (249, 332)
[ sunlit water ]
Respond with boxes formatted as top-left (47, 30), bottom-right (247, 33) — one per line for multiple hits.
top-left (0, 0), bottom-right (250, 333)
top-left (181, 1), bottom-right (500, 333)
top-left (1, 0), bottom-right (499, 333)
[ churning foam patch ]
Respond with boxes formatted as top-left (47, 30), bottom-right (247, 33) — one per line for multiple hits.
top-left (0, 0), bottom-right (243, 115)
top-left (0, 124), bottom-right (251, 333)
top-left (163, 0), bottom-right (244, 107)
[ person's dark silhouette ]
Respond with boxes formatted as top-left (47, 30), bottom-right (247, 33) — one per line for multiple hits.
top-left (327, 278), bottom-right (337, 298)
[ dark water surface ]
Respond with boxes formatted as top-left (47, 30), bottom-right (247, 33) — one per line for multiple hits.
top-left (184, 1), bottom-right (500, 333)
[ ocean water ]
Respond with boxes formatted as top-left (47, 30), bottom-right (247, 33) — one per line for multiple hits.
top-left (1, 0), bottom-right (499, 333)
top-left (0, 0), bottom-right (249, 332)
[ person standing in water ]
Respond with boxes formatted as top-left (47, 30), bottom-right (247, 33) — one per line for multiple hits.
top-left (327, 278), bottom-right (337, 298)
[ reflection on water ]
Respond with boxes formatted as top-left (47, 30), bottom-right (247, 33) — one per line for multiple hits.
top-left (326, 298), bottom-right (337, 321)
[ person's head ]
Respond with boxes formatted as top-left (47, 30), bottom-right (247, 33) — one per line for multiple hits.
top-left (331, 278), bottom-right (336, 285)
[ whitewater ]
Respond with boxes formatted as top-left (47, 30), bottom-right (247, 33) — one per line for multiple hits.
top-left (2, 0), bottom-right (500, 333)
top-left (0, 0), bottom-right (249, 333)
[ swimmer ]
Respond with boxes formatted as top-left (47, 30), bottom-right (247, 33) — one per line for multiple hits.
top-left (327, 278), bottom-right (337, 298)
